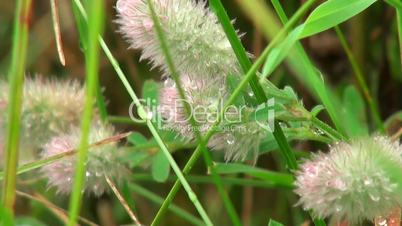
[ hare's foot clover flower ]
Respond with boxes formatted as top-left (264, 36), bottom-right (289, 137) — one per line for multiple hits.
top-left (116, 0), bottom-right (267, 162)
top-left (295, 136), bottom-right (402, 224)
top-left (116, 0), bottom-right (240, 78)
top-left (41, 122), bottom-right (127, 196)
top-left (0, 77), bottom-right (89, 152)
top-left (159, 74), bottom-right (227, 137)
top-left (159, 74), bottom-right (266, 161)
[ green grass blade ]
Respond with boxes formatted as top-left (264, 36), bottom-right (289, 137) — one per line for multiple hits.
top-left (213, 163), bottom-right (294, 187)
top-left (71, 1), bottom-right (108, 122)
top-left (67, 0), bottom-right (104, 225)
top-left (209, 0), bottom-right (266, 102)
top-left (129, 183), bottom-right (205, 226)
top-left (334, 26), bottom-right (384, 133)
top-left (146, 0), bottom-right (240, 225)
top-left (299, 0), bottom-right (377, 38)
top-left (132, 174), bottom-right (294, 189)
top-left (69, 5), bottom-right (215, 225)
top-left (2, 0), bottom-right (32, 216)
top-left (385, 0), bottom-right (402, 67)
top-left (269, 0), bottom-right (347, 136)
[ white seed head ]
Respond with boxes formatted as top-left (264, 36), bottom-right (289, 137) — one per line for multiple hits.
top-left (40, 122), bottom-right (127, 196)
top-left (295, 136), bottom-right (402, 224)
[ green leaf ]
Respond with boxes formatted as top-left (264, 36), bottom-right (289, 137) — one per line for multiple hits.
top-left (214, 163), bottom-right (294, 188)
top-left (71, 2), bottom-right (88, 51)
top-left (142, 79), bottom-right (159, 102)
top-left (226, 74), bottom-right (246, 106)
top-left (300, 0), bottom-right (377, 38)
top-left (311, 105), bottom-right (325, 117)
top-left (128, 132), bottom-right (148, 146)
top-left (151, 150), bottom-right (171, 182)
top-left (342, 85), bottom-right (368, 137)
top-left (262, 25), bottom-right (304, 78)
top-left (268, 219), bottom-right (284, 226)
top-left (126, 151), bottom-right (150, 168)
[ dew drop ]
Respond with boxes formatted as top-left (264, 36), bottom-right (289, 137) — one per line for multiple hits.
top-left (369, 193), bottom-right (380, 202)
top-left (364, 178), bottom-right (372, 186)
top-left (377, 218), bottom-right (387, 226)
top-left (278, 122), bottom-right (288, 128)
top-left (226, 134), bottom-right (235, 145)
top-left (164, 79), bottom-right (176, 88)
top-left (116, 0), bottom-right (127, 13)
top-left (142, 19), bottom-right (154, 32)
top-left (86, 171), bottom-right (91, 177)
top-left (335, 205), bottom-right (342, 212)
top-left (147, 110), bottom-right (154, 120)
top-left (248, 91), bottom-right (254, 97)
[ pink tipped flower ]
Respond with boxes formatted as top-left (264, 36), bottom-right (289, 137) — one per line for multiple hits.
top-left (158, 74), bottom-right (226, 137)
top-left (41, 122), bottom-right (127, 196)
top-left (116, 0), bottom-right (240, 78)
top-left (158, 74), bottom-right (265, 161)
top-left (295, 136), bottom-right (402, 224)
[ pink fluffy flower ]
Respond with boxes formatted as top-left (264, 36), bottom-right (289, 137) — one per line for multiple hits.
top-left (295, 136), bottom-right (402, 224)
top-left (41, 122), bottom-right (127, 196)
top-left (115, 0), bottom-right (240, 79)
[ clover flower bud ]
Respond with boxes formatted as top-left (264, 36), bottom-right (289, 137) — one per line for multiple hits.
top-left (116, 0), bottom-right (240, 78)
top-left (295, 136), bottom-right (402, 224)
top-left (40, 122), bottom-right (127, 196)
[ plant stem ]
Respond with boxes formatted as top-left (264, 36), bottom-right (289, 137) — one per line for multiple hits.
top-left (209, 0), bottom-right (267, 102)
top-left (334, 26), bottom-right (384, 133)
top-left (147, 0), bottom-right (240, 225)
top-left (2, 0), bottom-right (32, 216)
top-left (146, 120), bottom-right (213, 226)
top-left (50, 0), bottom-right (66, 66)
top-left (270, 0), bottom-right (347, 137)
top-left (152, 0), bottom-right (321, 223)
top-left (312, 117), bottom-right (346, 141)
top-left (129, 184), bottom-right (204, 226)
top-left (70, 4), bottom-right (214, 225)
top-left (16, 191), bottom-right (99, 226)
top-left (105, 176), bottom-right (142, 225)
top-left (67, 1), bottom-right (104, 225)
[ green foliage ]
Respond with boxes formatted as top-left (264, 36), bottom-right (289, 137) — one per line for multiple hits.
top-left (299, 0), bottom-right (377, 38)
top-left (342, 85), bottom-right (369, 137)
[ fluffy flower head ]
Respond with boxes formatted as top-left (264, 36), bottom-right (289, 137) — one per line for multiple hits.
top-left (41, 122), bottom-right (127, 196)
top-left (0, 77), bottom-right (88, 151)
top-left (116, 0), bottom-right (240, 79)
top-left (295, 136), bottom-right (402, 224)
top-left (158, 74), bottom-right (265, 161)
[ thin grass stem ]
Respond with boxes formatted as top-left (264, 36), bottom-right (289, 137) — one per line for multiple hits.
top-left (2, 0), bottom-right (32, 216)
top-left (334, 26), bottom-right (384, 133)
top-left (67, 1), bottom-right (104, 225)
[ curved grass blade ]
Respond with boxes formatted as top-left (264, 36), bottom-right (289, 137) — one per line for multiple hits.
top-left (67, 1), bottom-right (104, 225)
top-left (2, 0), bottom-right (32, 217)
top-left (299, 0), bottom-right (377, 38)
